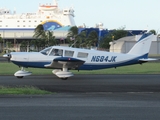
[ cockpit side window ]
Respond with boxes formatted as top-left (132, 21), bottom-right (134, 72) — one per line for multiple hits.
top-left (49, 49), bottom-right (63, 56)
top-left (40, 47), bottom-right (52, 55)
top-left (64, 50), bottom-right (74, 57)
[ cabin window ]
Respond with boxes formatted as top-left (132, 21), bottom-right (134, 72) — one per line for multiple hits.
top-left (40, 47), bottom-right (52, 55)
top-left (49, 49), bottom-right (63, 56)
top-left (64, 50), bottom-right (74, 57)
top-left (77, 52), bottom-right (88, 58)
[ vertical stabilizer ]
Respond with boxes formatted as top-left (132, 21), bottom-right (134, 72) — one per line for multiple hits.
top-left (127, 33), bottom-right (154, 57)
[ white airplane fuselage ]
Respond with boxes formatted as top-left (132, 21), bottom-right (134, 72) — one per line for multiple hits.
top-left (10, 47), bottom-right (143, 70)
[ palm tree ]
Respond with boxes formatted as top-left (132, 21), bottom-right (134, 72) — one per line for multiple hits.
top-left (67, 26), bottom-right (79, 47)
top-left (20, 40), bottom-right (28, 51)
top-left (99, 34), bottom-right (113, 50)
top-left (67, 26), bottom-right (79, 38)
top-left (78, 30), bottom-right (87, 48)
top-left (33, 24), bottom-right (46, 39)
top-left (149, 29), bottom-right (157, 35)
top-left (45, 31), bottom-right (57, 46)
top-left (86, 30), bottom-right (98, 48)
top-left (32, 24), bottom-right (57, 51)
top-left (0, 36), bottom-right (3, 52)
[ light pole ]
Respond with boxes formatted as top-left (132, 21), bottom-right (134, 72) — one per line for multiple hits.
top-left (112, 35), bottom-right (115, 52)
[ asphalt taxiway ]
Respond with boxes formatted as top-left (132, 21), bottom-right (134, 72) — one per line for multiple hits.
top-left (0, 74), bottom-right (160, 92)
top-left (0, 74), bottom-right (160, 120)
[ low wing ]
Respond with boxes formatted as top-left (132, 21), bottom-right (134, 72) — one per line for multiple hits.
top-left (44, 57), bottom-right (85, 69)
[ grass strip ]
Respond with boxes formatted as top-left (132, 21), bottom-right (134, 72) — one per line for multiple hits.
top-left (0, 62), bottom-right (160, 75)
top-left (0, 86), bottom-right (52, 95)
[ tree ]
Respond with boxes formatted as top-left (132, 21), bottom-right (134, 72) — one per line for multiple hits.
top-left (78, 30), bottom-right (87, 48)
top-left (0, 36), bottom-right (3, 52)
top-left (33, 24), bottom-right (46, 39)
top-left (67, 26), bottom-right (99, 48)
top-left (99, 28), bottom-right (127, 50)
top-left (32, 24), bottom-right (57, 51)
top-left (67, 26), bottom-right (79, 38)
top-left (86, 30), bottom-right (98, 48)
top-left (67, 26), bottom-right (79, 47)
top-left (20, 40), bottom-right (30, 52)
top-left (149, 29), bottom-right (157, 35)
top-left (45, 31), bottom-right (57, 46)
top-left (0, 36), bottom-right (2, 43)
top-left (111, 28), bottom-right (128, 40)
top-left (99, 33), bottom-right (113, 50)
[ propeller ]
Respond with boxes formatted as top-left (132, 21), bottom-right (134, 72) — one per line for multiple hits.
top-left (3, 53), bottom-right (12, 62)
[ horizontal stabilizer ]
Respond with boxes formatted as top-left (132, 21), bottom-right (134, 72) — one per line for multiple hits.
top-left (139, 58), bottom-right (158, 62)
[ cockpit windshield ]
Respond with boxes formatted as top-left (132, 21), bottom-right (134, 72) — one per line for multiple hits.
top-left (40, 47), bottom-right (52, 55)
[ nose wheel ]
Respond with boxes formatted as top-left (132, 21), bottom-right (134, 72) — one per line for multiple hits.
top-left (14, 67), bottom-right (32, 78)
top-left (61, 77), bottom-right (68, 80)
top-left (17, 76), bottom-right (24, 79)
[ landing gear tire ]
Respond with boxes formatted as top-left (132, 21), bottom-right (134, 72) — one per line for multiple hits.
top-left (61, 77), bottom-right (68, 80)
top-left (17, 76), bottom-right (24, 78)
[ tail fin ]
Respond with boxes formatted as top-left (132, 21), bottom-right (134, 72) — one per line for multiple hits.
top-left (127, 33), bottom-right (154, 57)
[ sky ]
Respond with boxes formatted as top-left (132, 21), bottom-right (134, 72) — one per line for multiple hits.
top-left (1, 0), bottom-right (160, 32)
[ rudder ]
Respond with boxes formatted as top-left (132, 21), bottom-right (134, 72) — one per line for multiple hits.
top-left (127, 33), bottom-right (154, 56)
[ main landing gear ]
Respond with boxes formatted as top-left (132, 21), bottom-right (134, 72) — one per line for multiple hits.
top-left (52, 68), bottom-right (74, 80)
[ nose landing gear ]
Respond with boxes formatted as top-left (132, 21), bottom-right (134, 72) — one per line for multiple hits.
top-left (14, 67), bottom-right (32, 78)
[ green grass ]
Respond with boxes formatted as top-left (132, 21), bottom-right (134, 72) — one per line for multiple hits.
top-left (0, 62), bottom-right (160, 75)
top-left (73, 62), bottom-right (160, 74)
top-left (0, 86), bottom-right (52, 95)
top-left (0, 62), bottom-right (159, 95)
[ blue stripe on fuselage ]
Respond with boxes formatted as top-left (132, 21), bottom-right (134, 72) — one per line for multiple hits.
top-left (11, 61), bottom-right (51, 68)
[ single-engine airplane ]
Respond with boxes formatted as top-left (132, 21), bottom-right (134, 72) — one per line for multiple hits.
top-left (3, 33), bottom-right (156, 80)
